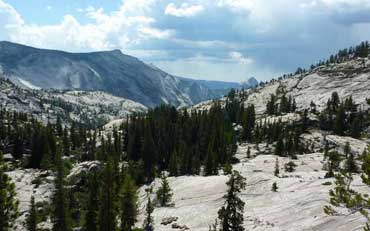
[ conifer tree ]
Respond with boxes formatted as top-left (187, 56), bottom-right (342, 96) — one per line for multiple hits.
top-left (98, 159), bottom-right (117, 231)
top-left (274, 158), bottom-right (280, 177)
top-left (169, 151), bottom-right (179, 177)
top-left (26, 196), bottom-right (38, 231)
top-left (0, 152), bottom-right (19, 231)
top-left (142, 128), bottom-right (157, 182)
top-left (120, 174), bottom-right (138, 231)
top-left (52, 146), bottom-right (71, 231)
top-left (272, 182), bottom-right (278, 192)
top-left (205, 143), bottom-right (217, 176)
top-left (323, 169), bottom-right (362, 216)
top-left (325, 151), bottom-right (342, 178)
top-left (143, 194), bottom-right (154, 231)
top-left (266, 94), bottom-right (277, 115)
top-left (246, 147), bottom-right (251, 159)
top-left (344, 143), bottom-right (359, 174)
top-left (334, 104), bottom-right (346, 136)
top-left (83, 172), bottom-right (99, 231)
top-left (275, 138), bottom-right (284, 157)
top-left (323, 147), bottom-right (370, 231)
top-left (360, 146), bottom-right (370, 230)
top-left (217, 170), bottom-right (246, 231)
top-left (223, 162), bottom-right (233, 175)
top-left (284, 161), bottom-right (297, 173)
top-left (156, 173), bottom-right (173, 207)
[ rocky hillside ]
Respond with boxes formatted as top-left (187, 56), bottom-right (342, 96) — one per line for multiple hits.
top-left (0, 76), bottom-right (147, 127)
top-left (136, 140), bottom-right (367, 231)
top-left (193, 56), bottom-right (370, 115)
top-left (0, 41), bottom-right (245, 108)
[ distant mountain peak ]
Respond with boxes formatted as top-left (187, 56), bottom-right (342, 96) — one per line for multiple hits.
top-left (0, 41), bottom-right (237, 107)
top-left (240, 77), bottom-right (259, 89)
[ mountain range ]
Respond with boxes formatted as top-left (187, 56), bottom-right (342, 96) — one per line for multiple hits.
top-left (0, 41), bottom-right (257, 107)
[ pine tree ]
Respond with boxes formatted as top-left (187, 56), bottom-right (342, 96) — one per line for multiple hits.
top-left (217, 170), bottom-right (246, 231)
top-left (284, 161), bottom-right (297, 173)
top-left (361, 146), bottom-right (370, 230)
top-left (344, 143), bottom-right (359, 174)
top-left (266, 94), bottom-right (277, 115)
top-left (26, 196), bottom-right (38, 231)
top-left (323, 170), bottom-right (362, 216)
top-left (350, 116), bottom-right (362, 138)
top-left (156, 173), bottom-right (173, 207)
top-left (0, 152), bottom-right (19, 231)
top-left (274, 137), bottom-right (284, 157)
top-left (143, 194), bottom-right (154, 231)
top-left (98, 159), bottom-right (117, 231)
top-left (205, 143), bottom-right (217, 176)
top-left (325, 151), bottom-right (342, 178)
top-left (274, 158), bottom-right (280, 177)
top-left (169, 151), bottom-right (179, 177)
top-left (271, 182), bottom-right (278, 192)
top-left (223, 162), bottom-right (233, 175)
top-left (83, 172), bottom-right (99, 231)
top-left (142, 129), bottom-right (157, 182)
top-left (52, 146), bottom-right (71, 231)
top-left (323, 147), bottom-right (370, 229)
top-left (334, 104), bottom-right (346, 136)
top-left (246, 147), bottom-right (251, 159)
top-left (120, 174), bottom-right (138, 231)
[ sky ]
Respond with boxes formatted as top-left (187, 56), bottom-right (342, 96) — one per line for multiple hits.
top-left (0, 0), bottom-right (370, 82)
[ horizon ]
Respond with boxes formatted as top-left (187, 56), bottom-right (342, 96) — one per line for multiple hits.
top-left (1, 0), bottom-right (370, 82)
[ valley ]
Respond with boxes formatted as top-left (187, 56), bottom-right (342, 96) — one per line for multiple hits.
top-left (1, 41), bottom-right (370, 231)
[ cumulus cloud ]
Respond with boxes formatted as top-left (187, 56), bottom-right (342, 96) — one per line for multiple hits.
top-left (320, 0), bottom-right (370, 11)
top-left (165, 3), bottom-right (204, 17)
top-left (229, 51), bottom-right (253, 64)
top-left (217, 0), bottom-right (255, 12)
top-left (0, 0), bottom-right (23, 39)
top-left (0, 0), bottom-right (172, 51)
top-left (0, 0), bottom-right (370, 82)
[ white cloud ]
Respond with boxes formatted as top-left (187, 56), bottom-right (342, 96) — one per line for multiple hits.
top-left (0, 0), bottom-right (171, 51)
top-left (165, 3), bottom-right (204, 17)
top-left (320, 0), bottom-right (370, 11)
top-left (138, 26), bottom-right (174, 39)
top-left (229, 51), bottom-right (253, 64)
top-left (154, 54), bottom-right (277, 81)
top-left (46, 5), bottom-right (52, 11)
top-left (217, 0), bottom-right (255, 12)
top-left (0, 0), bottom-right (23, 23)
top-left (1, 0), bottom-right (370, 82)
top-left (300, 0), bottom-right (370, 11)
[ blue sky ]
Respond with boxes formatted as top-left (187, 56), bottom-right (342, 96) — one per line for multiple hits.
top-left (1, 0), bottom-right (370, 82)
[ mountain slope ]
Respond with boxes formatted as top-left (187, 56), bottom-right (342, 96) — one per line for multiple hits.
top-left (192, 56), bottom-right (370, 115)
top-left (136, 145), bottom-right (367, 231)
top-left (0, 75), bottom-right (147, 126)
top-left (0, 41), bottom-right (241, 107)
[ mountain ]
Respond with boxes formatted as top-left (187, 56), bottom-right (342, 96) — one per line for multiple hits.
top-left (0, 41), bottom-right (241, 107)
top-left (195, 77), bottom-right (259, 96)
top-left (240, 76), bottom-right (259, 89)
top-left (193, 57), bottom-right (370, 114)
